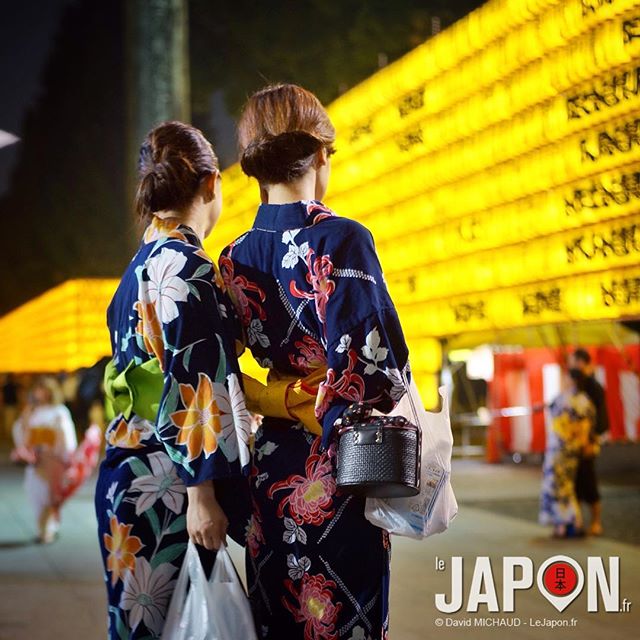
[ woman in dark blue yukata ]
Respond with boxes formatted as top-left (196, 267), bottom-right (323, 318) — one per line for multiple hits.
top-left (220, 84), bottom-right (410, 640)
top-left (95, 121), bottom-right (251, 639)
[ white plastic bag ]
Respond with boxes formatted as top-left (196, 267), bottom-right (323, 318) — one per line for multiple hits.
top-left (365, 380), bottom-right (458, 539)
top-left (208, 546), bottom-right (258, 640)
top-left (163, 541), bottom-right (257, 640)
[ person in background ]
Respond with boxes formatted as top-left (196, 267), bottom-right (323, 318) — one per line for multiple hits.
top-left (11, 376), bottom-right (77, 543)
top-left (540, 368), bottom-right (594, 538)
top-left (2, 374), bottom-right (21, 440)
top-left (569, 348), bottom-right (608, 536)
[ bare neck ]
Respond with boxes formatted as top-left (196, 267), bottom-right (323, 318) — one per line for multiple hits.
top-left (154, 205), bottom-right (208, 241)
top-left (266, 173), bottom-right (316, 205)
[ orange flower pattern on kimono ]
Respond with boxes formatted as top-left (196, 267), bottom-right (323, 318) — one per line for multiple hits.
top-left (106, 417), bottom-right (144, 449)
top-left (104, 515), bottom-right (144, 586)
top-left (170, 372), bottom-right (227, 461)
top-left (135, 300), bottom-right (164, 368)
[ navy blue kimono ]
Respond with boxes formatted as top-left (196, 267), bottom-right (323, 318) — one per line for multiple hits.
top-left (95, 217), bottom-right (251, 639)
top-left (220, 200), bottom-right (409, 640)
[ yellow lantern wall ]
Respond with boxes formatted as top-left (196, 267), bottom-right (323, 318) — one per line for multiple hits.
top-left (0, 279), bottom-right (118, 373)
top-left (204, 0), bottom-right (640, 408)
top-left (2, 0), bottom-right (640, 410)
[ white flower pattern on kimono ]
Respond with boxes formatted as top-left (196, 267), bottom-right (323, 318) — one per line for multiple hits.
top-left (247, 318), bottom-right (271, 348)
top-left (140, 247), bottom-right (189, 323)
top-left (281, 229), bottom-right (309, 269)
top-left (348, 626), bottom-right (372, 640)
top-left (283, 517), bottom-right (307, 544)
top-left (220, 373), bottom-right (252, 469)
top-left (384, 367), bottom-right (407, 401)
top-left (336, 333), bottom-right (352, 354)
top-left (106, 481), bottom-right (118, 504)
top-left (257, 357), bottom-right (274, 369)
top-left (286, 553), bottom-right (311, 580)
top-left (119, 556), bottom-right (177, 634)
top-left (361, 327), bottom-right (388, 375)
top-left (129, 451), bottom-right (186, 516)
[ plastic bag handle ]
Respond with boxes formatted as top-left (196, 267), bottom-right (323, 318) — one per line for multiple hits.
top-left (401, 366), bottom-right (422, 429)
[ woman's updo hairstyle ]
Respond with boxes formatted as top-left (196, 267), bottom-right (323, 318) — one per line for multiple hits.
top-left (135, 121), bottom-right (218, 221)
top-left (238, 84), bottom-right (336, 185)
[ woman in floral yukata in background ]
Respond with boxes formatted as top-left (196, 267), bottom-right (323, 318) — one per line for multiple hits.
top-left (539, 367), bottom-right (595, 538)
top-left (95, 121), bottom-right (251, 639)
top-left (220, 84), bottom-right (410, 640)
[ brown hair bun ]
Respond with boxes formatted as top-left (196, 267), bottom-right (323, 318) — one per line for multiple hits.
top-left (240, 131), bottom-right (323, 184)
top-left (134, 121), bottom-right (218, 221)
top-left (237, 84), bottom-right (335, 185)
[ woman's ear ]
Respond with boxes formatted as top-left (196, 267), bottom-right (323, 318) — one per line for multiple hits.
top-left (201, 171), bottom-right (217, 203)
top-left (314, 146), bottom-right (328, 169)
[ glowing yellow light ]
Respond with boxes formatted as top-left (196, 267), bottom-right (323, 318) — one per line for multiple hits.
top-left (0, 279), bottom-right (119, 373)
top-left (203, 1), bottom-right (640, 410)
top-left (5, 0), bottom-right (640, 412)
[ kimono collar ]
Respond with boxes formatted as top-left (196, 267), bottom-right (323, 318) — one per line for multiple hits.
top-left (253, 200), bottom-right (337, 231)
top-left (142, 216), bottom-right (203, 248)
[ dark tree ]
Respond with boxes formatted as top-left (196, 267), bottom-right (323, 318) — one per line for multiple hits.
top-left (189, 0), bottom-right (486, 154)
top-left (0, 0), bottom-right (130, 315)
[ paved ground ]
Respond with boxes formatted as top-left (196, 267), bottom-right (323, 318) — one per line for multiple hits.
top-left (0, 453), bottom-right (638, 640)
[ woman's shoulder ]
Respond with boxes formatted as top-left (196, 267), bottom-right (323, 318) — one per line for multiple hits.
top-left (53, 403), bottom-right (74, 421)
top-left (572, 392), bottom-right (595, 416)
top-left (309, 214), bottom-right (375, 253)
top-left (146, 237), bottom-right (214, 277)
top-left (220, 230), bottom-right (252, 259)
top-left (314, 211), bottom-right (370, 234)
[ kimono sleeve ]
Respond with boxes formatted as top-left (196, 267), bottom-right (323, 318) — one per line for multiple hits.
top-left (152, 245), bottom-right (250, 486)
top-left (56, 405), bottom-right (78, 456)
top-left (315, 220), bottom-right (410, 447)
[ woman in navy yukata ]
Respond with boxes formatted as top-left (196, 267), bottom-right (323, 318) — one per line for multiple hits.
top-left (220, 84), bottom-right (410, 640)
top-left (94, 121), bottom-right (251, 639)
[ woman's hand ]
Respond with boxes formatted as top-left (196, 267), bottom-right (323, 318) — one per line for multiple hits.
top-left (186, 482), bottom-right (228, 550)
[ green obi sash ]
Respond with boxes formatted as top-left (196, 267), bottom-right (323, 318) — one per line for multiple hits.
top-left (104, 357), bottom-right (165, 422)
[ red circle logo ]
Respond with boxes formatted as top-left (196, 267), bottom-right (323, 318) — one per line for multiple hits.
top-left (542, 561), bottom-right (578, 596)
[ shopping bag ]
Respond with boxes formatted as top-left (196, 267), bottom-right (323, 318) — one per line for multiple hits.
top-left (365, 378), bottom-right (458, 539)
top-left (163, 541), bottom-right (215, 640)
top-left (163, 541), bottom-right (257, 640)
top-left (208, 546), bottom-right (258, 640)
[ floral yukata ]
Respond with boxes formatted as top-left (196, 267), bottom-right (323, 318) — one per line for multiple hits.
top-left (95, 218), bottom-right (251, 639)
top-left (539, 391), bottom-right (594, 529)
top-left (220, 200), bottom-right (409, 640)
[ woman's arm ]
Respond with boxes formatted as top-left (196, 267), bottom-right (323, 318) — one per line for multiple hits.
top-left (148, 244), bottom-right (250, 548)
top-left (57, 405), bottom-right (78, 455)
top-left (314, 220), bottom-right (410, 446)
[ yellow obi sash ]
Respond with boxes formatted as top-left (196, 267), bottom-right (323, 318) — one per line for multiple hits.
top-left (26, 427), bottom-right (57, 448)
top-left (104, 355), bottom-right (325, 435)
top-left (242, 368), bottom-right (326, 436)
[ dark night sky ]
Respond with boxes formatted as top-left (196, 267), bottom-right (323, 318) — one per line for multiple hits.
top-left (0, 0), bottom-right (73, 194)
top-left (0, 1), bottom-right (487, 194)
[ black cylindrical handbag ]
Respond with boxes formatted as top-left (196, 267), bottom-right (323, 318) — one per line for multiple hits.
top-left (334, 402), bottom-right (421, 498)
